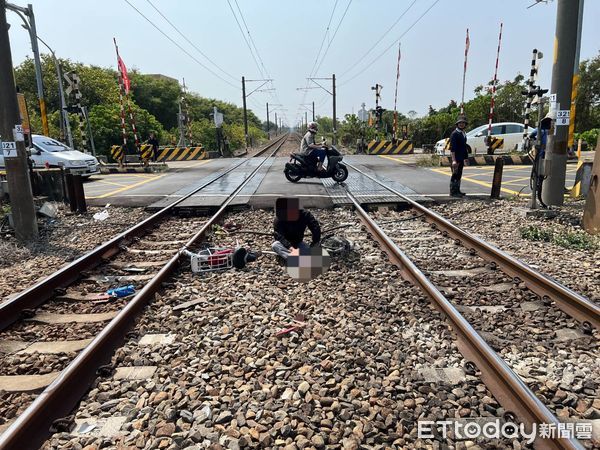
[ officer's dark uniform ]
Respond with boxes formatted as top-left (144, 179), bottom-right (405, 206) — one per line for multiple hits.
top-left (449, 122), bottom-right (468, 196)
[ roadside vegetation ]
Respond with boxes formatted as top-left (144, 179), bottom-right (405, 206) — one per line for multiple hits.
top-left (14, 56), bottom-right (268, 156)
top-left (520, 224), bottom-right (598, 251)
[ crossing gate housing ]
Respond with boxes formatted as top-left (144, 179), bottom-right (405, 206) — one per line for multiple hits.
top-left (367, 140), bottom-right (413, 155)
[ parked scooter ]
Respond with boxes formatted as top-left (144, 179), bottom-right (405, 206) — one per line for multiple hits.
top-left (284, 145), bottom-right (348, 183)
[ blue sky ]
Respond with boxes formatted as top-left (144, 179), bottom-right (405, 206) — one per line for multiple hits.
top-left (7, 0), bottom-right (600, 128)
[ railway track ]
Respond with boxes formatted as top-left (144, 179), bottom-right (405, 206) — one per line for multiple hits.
top-left (341, 163), bottom-right (598, 449)
top-left (0, 135), bottom-right (288, 449)
top-left (42, 208), bottom-right (537, 449)
top-left (0, 143), bottom-right (596, 448)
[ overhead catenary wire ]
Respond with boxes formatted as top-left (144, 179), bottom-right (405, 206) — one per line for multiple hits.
top-left (312, 0), bottom-right (353, 76)
top-left (297, 0), bottom-right (342, 124)
top-left (122, 0), bottom-right (238, 89)
top-left (225, 0), bottom-right (287, 123)
top-left (338, 0), bottom-right (441, 87)
top-left (226, 0), bottom-right (267, 79)
top-left (144, 0), bottom-right (238, 83)
top-left (339, 0), bottom-right (419, 77)
top-left (308, 0), bottom-right (339, 78)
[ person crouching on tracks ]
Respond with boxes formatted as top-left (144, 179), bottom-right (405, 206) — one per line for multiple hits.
top-left (272, 197), bottom-right (321, 260)
top-left (449, 115), bottom-right (469, 197)
top-left (301, 122), bottom-right (327, 172)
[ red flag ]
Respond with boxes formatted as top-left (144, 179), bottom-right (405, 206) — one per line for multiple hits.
top-left (118, 55), bottom-right (130, 94)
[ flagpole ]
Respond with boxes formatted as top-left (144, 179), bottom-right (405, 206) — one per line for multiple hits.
top-left (114, 39), bottom-right (140, 153)
top-left (486, 23), bottom-right (503, 154)
top-left (114, 38), bottom-right (128, 151)
top-left (393, 42), bottom-right (401, 141)
top-left (460, 29), bottom-right (470, 115)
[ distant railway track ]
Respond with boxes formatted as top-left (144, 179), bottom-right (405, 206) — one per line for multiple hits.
top-left (0, 136), bottom-right (288, 449)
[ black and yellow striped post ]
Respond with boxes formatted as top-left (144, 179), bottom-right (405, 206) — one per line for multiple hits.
top-left (571, 139), bottom-right (584, 198)
top-left (486, 136), bottom-right (504, 154)
top-left (155, 146), bottom-right (206, 162)
top-left (367, 140), bottom-right (413, 155)
top-left (140, 143), bottom-right (153, 166)
top-left (110, 145), bottom-right (124, 166)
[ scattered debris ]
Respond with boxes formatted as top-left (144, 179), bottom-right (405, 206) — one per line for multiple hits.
top-left (107, 285), bottom-right (135, 298)
top-left (38, 202), bottom-right (58, 219)
top-left (92, 210), bottom-right (110, 221)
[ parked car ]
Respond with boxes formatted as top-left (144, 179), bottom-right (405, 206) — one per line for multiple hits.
top-left (0, 135), bottom-right (100, 177)
top-left (435, 122), bottom-right (525, 155)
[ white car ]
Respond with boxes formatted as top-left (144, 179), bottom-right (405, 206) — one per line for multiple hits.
top-left (0, 135), bottom-right (100, 177)
top-left (435, 122), bottom-right (526, 155)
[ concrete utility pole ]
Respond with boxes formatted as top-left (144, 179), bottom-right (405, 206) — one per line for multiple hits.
top-left (266, 102), bottom-right (269, 139)
top-left (241, 76), bottom-right (248, 148)
top-left (0, 1), bottom-right (38, 241)
top-left (332, 73), bottom-right (337, 144)
top-left (241, 77), bottom-right (274, 148)
top-left (542, 0), bottom-right (584, 206)
top-left (274, 112), bottom-right (278, 136)
top-left (5, 2), bottom-right (49, 136)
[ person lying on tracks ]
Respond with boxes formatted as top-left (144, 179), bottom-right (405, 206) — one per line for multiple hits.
top-left (272, 197), bottom-right (321, 260)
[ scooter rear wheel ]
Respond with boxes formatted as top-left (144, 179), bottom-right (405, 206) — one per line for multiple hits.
top-left (284, 168), bottom-right (302, 183)
top-left (332, 164), bottom-right (348, 183)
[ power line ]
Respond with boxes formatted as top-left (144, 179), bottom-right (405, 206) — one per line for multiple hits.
top-left (226, 0), bottom-right (266, 79)
top-left (234, 0), bottom-right (271, 80)
top-left (298, 0), bottom-right (344, 124)
top-left (339, 0), bottom-right (441, 87)
top-left (144, 0), bottom-right (238, 82)
top-left (308, 0), bottom-right (339, 78)
top-left (313, 0), bottom-right (354, 76)
top-left (340, 0), bottom-right (419, 77)
top-left (122, 0), bottom-right (238, 89)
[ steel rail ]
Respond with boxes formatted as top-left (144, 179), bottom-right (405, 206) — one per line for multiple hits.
top-left (345, 188), bottom-right (583, 450)
top-left (346, 162), bottom-right (600, 330)
top-left (0, 134), bottom-right (288, 331)
top-left (0, 136), bottom-right (288, 450)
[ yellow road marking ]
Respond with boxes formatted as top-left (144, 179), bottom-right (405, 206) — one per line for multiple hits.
top-left (86, 174), bottom-right (167, 199)
top-left (379, 154), bottom-right (410, 164)
top-left (93, 179), bottom-right (132, 188)
top-left (429, 168), bottom-right (526, 196)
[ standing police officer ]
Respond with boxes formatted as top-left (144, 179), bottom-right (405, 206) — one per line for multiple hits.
top-left (449, 115), bottom-right (469, 197)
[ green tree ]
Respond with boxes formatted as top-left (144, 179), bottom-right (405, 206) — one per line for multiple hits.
top-left (575, 52), bottom-right (600, 133)
top-left (87, 103), bottom-right (164, 155)
top-left (129, 73), bottom-right (181, 130)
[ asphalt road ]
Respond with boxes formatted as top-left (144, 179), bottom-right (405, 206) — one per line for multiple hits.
top-left (83, 156), bottom-right (580, 209)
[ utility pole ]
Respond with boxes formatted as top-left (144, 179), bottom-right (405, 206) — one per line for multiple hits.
top-left (312, 101), bottom-right (315, 121)
top-left (298, 74), bottom-right (337, 143)
top-left (0, 1), bottom-right (38, 241)
top-left (241, 76), bottom-right (248, 148)
top-left (241, 76), bottom-right (274, 149)
top-left (5, 2), bottom-right (49, 136)
top-left (542, 0), bottom-right (584, 206)
top-left (266, 102), bottom-right (269, 139)
top-left (332, 73), bottom-right (337, 144)
top-left (274, 112), bottom-right (278, 136)
top-left (304, 111), bottom-right (308, 130)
